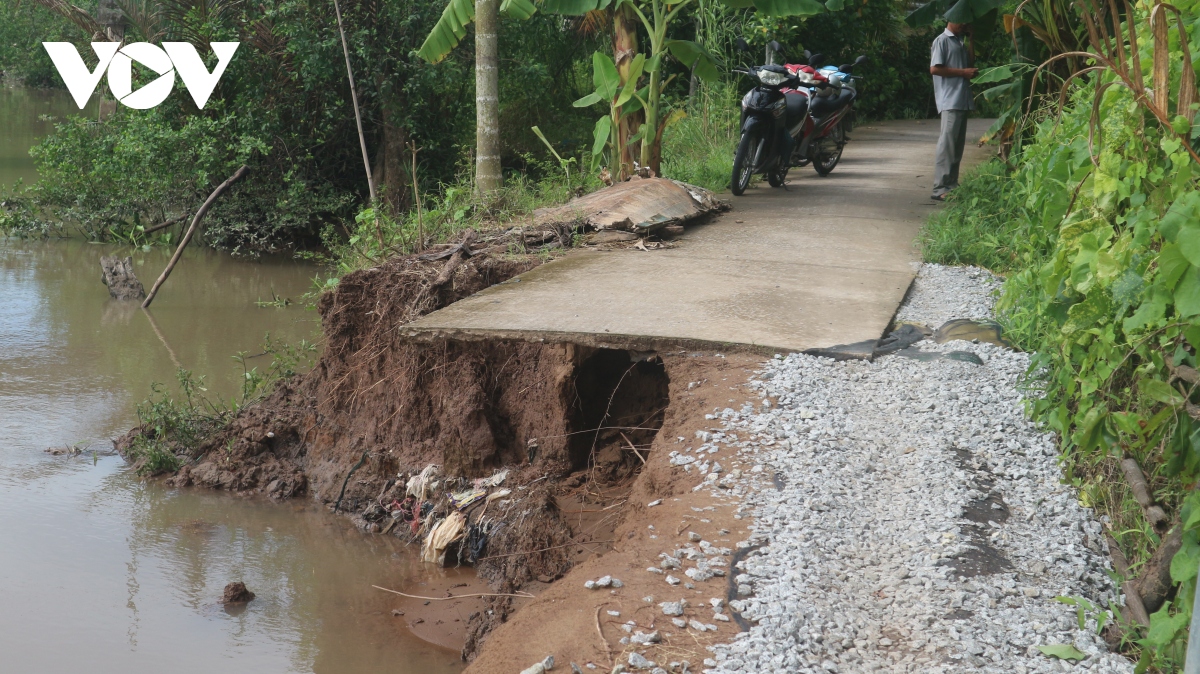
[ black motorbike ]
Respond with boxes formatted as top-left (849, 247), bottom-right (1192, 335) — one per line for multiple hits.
top-left (731, 45), bottom-right (866, 195)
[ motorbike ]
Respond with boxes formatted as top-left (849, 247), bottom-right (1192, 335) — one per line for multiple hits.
top-left (730, 45), bottom-right (866, 196)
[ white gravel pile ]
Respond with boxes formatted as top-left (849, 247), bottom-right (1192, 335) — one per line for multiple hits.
top-left (894, 263), bottom-right (1003, 329)
top-left (693, 266), bottom-right (1131, 674)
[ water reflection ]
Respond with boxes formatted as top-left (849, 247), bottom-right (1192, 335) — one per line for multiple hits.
top-left (0, 239), bottom-right (321, 452)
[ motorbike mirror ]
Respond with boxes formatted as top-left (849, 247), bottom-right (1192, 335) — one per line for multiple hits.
top-left (768, 40), bottom-right (785, 59)
top-left (854, 54), bottom-right (868, 66)
top-left (735, 37), bottom-right (749, 53)
top-left (803, 49), bottom-right (812, 61)
top-left (808, 52), bottom-right (825, 67)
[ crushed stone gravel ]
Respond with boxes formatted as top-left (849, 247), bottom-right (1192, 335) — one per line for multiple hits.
top-left (680, 264), bottom-right (1131, 674)
top-left (894, 263), bottom-right (1003, 329)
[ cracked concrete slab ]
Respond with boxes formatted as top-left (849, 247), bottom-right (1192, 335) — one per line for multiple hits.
top-left (405, 119), bottom-right (993, 354)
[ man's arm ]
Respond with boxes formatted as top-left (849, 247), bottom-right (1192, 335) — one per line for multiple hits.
top-left (930, 64), bottom-right (978, 78)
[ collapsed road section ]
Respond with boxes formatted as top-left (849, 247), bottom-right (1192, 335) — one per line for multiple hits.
top-left (116, 234), bottom-right (763, 661)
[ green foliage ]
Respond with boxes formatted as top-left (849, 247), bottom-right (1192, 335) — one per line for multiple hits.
top-left (0, 1), bottom-right (92, 86)
top-left (775, 1), bottom-right (953, 121)
top-left (574, 49), bottom-right (652, 168)
top-left (9, 0), bottom-right (598, 253)
top-left (0, 190), bottom-right (62, 238)
top-left (920, 159), bottom-right (1028, 272)
top-left (906, 0), bottom-right (1002, 40)
top-left (921, 3), bottom-right (1200, 664)
top-left (126, 369), bottom-right (216, 476)
top-left (418, 0), bottom-right (542, 63)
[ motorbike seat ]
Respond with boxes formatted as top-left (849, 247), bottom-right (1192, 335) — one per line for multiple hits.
top-left (784, 91), bottom-right (809, 127)
top-left (809, 88), bottom-right (855, 119)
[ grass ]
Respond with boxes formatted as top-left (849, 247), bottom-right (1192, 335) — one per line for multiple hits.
top-left (313, 154), bottom-right (603, 279)
top-left (918, 159), bottom-right (1029, 274)
top-left (660, 81), bottom-right (740, 193)
top-left (125, 335), bottom-right (316, 476)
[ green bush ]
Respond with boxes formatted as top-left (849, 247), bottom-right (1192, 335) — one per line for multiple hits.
top-left (923, 57), bottom-right (1200, 668)
top-left (318, 154), bottom-right (602, 276)
top-left (8, 0), bottom-right (601, 253)
top-left (0, 2), bottom-right (90, 86)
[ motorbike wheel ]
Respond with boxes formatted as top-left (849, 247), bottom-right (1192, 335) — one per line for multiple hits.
top-left (768, 165), bottom-right (788, 187)
top-left (813, 122), bottom-right (846, 177)
top-left (731, 129), bottom-right (759, 196)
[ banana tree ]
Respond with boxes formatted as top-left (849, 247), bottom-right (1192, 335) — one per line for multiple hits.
top-left (417, 0), bottom-right (537, 196)
top-left (573, 50), bottom-right (648, 171)
top-left (561, 0), bottom-right (836, 174)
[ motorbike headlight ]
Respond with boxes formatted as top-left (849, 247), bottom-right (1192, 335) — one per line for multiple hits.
top-left (757, 70), bottom-right (787, 86)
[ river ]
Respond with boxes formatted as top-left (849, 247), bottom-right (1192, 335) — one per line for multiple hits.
top-left (0, 84), bottom-right (464, 673)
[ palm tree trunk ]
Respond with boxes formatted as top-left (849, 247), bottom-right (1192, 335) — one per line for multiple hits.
top-left (475, 0), bottom-right (502, 196)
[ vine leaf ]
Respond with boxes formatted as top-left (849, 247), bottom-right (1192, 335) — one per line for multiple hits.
top-left (1141, 379), bottom-right (1185, 407)
top-left (1175, 267), bottom-right (1200, 318)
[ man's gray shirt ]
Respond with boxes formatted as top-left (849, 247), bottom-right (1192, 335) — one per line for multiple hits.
top-left (930, 28), bottom-right (974, 112)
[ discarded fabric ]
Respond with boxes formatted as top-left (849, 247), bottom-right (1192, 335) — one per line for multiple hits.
top-left (406, 464), bottom-right (441, 501)
top-left (421, 511), bottom-right (466, 565)
top-left (478, 468), bottom-right (509, 488)
top-left (448, 488), bottom-right (487, 510)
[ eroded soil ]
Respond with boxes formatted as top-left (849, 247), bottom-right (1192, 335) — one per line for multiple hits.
top-left (117, 245), bottom-right (767, 662)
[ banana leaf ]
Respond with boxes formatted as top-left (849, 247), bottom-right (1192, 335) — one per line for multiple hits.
top-left (418, 0), bottom-right (546, 63)
top-left (615, 53), bottom-right (646, 107)
top-left (591, 115), bottom-right (613, 156)
top-left (500, 0), bottom-right (538, 20)
top-left (905, 0), bottom-right (999, 27)
top-left (906, 0), bottom-right (1001, 39)
top-left (592, 51), bottom-right (621, 101)
top-left (542, 0), bottom-right (610, 14)
top-left (417, 0), bottom-right (474, 63)
top-left (665, 40), bottom-right (723, 82)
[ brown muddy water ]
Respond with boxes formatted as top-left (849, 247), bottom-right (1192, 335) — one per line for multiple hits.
top-left (1, 87), bottom-right (464, 673)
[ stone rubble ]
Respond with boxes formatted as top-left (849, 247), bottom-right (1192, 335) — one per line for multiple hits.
top-left (893, 263), bottom-right (1003, 329)
top-left (677, 265), bottom-right (1134, 673)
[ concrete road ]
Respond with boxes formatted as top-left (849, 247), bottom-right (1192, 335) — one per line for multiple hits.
top-left (405, 118), bottom-right (994, 354)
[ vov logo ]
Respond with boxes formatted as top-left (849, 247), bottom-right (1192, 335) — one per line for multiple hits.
top-left (42, 42), bottom-right (239, 110)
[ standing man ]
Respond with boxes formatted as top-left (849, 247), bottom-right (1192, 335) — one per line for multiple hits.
top-left (929, 22), bottom-right (978, 201)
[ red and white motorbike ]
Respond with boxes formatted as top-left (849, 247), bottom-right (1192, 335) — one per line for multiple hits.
top-left (780, 52), bottom-right (866, 178)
